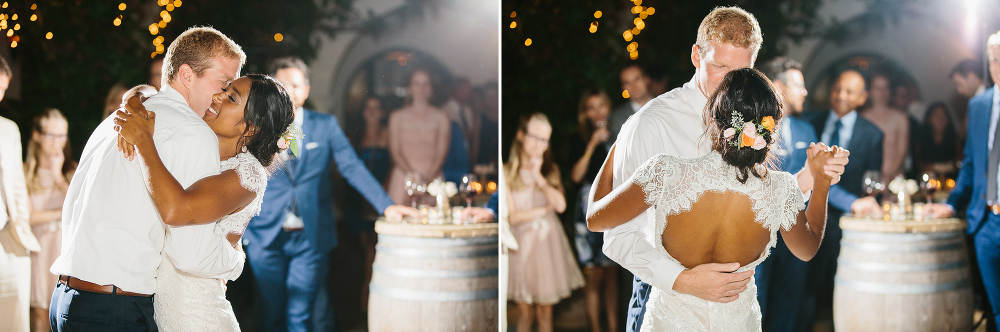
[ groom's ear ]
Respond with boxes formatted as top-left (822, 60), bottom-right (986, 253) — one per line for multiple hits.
top-left (178, 64), bottom-right (195, 87)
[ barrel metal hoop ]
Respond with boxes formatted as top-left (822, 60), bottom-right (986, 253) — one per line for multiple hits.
top-left (378, 234), bottom-right (498, 247)
top-left (836, 259), bottom-right (967, 272)
top-left (834, 277), bottom-right (970, 294)
top-left (369, 284), bottom-right (498, 302)
top-left (373, 265), bottom-right (499, 279)
top-left (841, 230), bottom-right (963, 242)
top-left (375, 246), bottom-right (497, 258)
top-left (840, 241), bottom-right (963, 253)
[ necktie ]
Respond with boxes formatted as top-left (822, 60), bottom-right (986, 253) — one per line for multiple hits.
top-left (987, 115), bottom-right (1000, 204)
top-left (829, 119), bottom-right (842, 147)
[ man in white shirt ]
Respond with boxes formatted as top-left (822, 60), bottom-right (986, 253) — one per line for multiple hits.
top-left (49, 27), bottom-right (247, 331)
top-left (587, 7), bottom-right (849, 332)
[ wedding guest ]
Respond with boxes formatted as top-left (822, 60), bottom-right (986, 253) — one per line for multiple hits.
top-left (443, 77), bottom-right (479, 161)
top-left (925, 30), bottom-right (1000, 331)
top-left (891, 77), bottom-right (926, 123)
top-left (952, 59), bottom-right (986, 99)
top-left (386, 68), bottom-right (451, 204)
top-left (246, 57), bottom-right (414, 332)
top-left (862, 73), bottom-right (910, 181)
top-left (102, 83), bottom-right (128, 119)
top-left (801, 69), bottom-right (884, 329)
top-left (473, 81), bottom-right (499, 168)
top-left (23, 109), bottom-right (75, 332)
top-left (609, 64), bottom-right (653, 143)
top-left (569, 88), bottom-right (618, 332)
top-left (755, 56), bottom-right (818, 332)
top-left (345, 96), bottom-right (391, 310)
top-left (149, 56), bottom-right (163, 90)
top-left (0, 53), bottom-right (36, 332)
top-left (506, 113), bottom-right (584, 332)
top-left (914, 102), bottom-right (961, 177)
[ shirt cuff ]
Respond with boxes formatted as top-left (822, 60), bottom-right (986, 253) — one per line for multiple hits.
top-left (645, 257), bottom-right (685, 291)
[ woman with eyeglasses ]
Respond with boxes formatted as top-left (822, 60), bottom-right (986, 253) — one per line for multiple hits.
top-left (504, 112), bottom-right (584, 332)
top-left (23, 108), bottom-right (76, 332)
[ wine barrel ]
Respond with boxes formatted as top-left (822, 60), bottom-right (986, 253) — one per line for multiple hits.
top-left (369, 221), bottom-right (499, 332)
top-left (833, 217), bottom-right (973, 331)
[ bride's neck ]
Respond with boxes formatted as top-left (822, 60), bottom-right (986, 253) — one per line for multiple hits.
top-left (218, 136), bottom-right (240, 161)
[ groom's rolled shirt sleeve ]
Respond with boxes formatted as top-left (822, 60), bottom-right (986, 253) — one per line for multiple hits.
top-left (602, 219), bottom-right (684, 291)
top-left (158, 126), bottom-right (245, 280)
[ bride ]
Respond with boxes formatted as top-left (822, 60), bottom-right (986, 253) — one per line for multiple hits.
top-left (114, 74), bottom-right (293, 331)
top-left (587, 68), bottom-right (839, 331)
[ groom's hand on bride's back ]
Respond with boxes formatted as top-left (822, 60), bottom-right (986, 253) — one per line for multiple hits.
top-left (116, 84), bottom-right (157, 160)
top-left (673, 262), bottom-right (753, 303)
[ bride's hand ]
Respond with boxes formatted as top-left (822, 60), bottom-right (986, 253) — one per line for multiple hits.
top-left (806, 143), bottom-right (838, 183)
top-left (113, 106), bottom-right (156, 161)
top-left (115, 85), bottom-right (157, 160)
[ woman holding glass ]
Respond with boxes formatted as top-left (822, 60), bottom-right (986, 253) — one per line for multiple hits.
top-left (24, 109), bottom-right (76, 332)
top-left (386, 68), bottom-right (451, 205)
top-left (568, 89), bottom-right (618, 332)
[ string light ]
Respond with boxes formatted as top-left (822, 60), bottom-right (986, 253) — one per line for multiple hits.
top-left (6, 29), bottom-right (11, 37)
top-left (510, 21), bottom-right (516, 28)
top-left (274, 33), bottom-right (283, 42)
top-left (113, 16), bottom-right (122, 26)
top-left (175, 0), bottom-right (182, 7)
top-left (45, 32), bottom-right (51, 39)
top-left (510, 11), bottom-right (516, 18)
top-left (623, 30), bottom-right (633, 42)
top-left (11, 14), bottom-right (16, 20)
top-left (594, 11), bottom-right (602, 18)
top-left (524, 38), bottom-right (532, 46)
top-left (166, 4), bottom-right (174, 11)
top-left (622, 90), bottom-right (630, 98)
top-left (2, 3), bottom-right (7, 9)
top-left (29, 14), bottom-right (35, 21)
top-left (13, 23), bottom-right (19, 30)
top-left (10, 40), bottom-right (15, 48)
top-left (149, 23), bottom-right (159, 35)
top-left (30, 4), bottom-right (36, 10)
top-left (589, 21), bottom-right (598, 33)
top-left (118, 3), bottom-right (126, 10)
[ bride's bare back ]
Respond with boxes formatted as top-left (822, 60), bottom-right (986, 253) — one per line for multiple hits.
top-left (663, 191), bottom-right (771, 268)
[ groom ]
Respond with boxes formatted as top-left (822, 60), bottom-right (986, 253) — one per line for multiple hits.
top-left (587, 7), bottom-right (849, 332)
top-left (49, 27), bottom-right (247, 331)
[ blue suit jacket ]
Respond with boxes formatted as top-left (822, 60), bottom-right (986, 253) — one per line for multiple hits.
top-left (246, 109), bottom-right (394, 253)
top-left (775, 116), bottom-right (817, 173)
top-left (947, 86), bottom-right (996, 235)
top-left (806, 110), bottom-right (884, 214)
top-left (443, 121), bottom-right (470, 183)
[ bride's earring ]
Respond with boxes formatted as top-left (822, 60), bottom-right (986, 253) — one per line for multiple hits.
top-left (241, 145), bottom-right (247, 153)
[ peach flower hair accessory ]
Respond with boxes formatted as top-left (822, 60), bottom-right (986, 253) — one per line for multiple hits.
top-left (724, 112), bottom-right (774, 151)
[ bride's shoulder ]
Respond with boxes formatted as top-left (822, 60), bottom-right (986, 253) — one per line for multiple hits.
top-left (223, 152), bottom-right (268, 193)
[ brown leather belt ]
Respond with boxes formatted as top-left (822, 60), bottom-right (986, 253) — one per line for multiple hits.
top-left (58, 275), bottom-right (152, 297)
top-left (989, 205), bottom-right (1000, 215)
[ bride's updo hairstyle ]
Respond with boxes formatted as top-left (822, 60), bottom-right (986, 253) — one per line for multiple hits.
top-left (240, 73), bottom-right (295, 168)
top-left (704, 67), bottom-right (782, 183)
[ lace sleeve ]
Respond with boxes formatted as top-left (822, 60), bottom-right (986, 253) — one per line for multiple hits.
top-left (629, 154), bottom-right (677, 208)
top-left (776, 171), bottom-right (806, 232)
top-left (222, 152), bottom-right (267, 195)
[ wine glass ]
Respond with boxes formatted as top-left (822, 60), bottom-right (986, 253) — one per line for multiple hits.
top-left (921, 171), bottom-right (940, 203)
top-left (459, 174), bottom-right (479, 209)
top-left (862, 170), bottom-right (883, 197)
top-left (404, 173), bottom-right (425, 208)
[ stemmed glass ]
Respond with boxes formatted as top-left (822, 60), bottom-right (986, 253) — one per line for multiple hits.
top-left (921, 171), bottom-right (940, 204)
top-left (863, 170), bottom-right (883, 197)
top-left (460, 173), bottom-right (479, 209)
top-left (404, 173), bottom-right (425, 208)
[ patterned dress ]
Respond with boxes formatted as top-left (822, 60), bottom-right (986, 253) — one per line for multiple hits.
top-left (153, 152), bottom-right (267, 332)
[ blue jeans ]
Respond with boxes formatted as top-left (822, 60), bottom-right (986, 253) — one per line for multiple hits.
top-left (247, 230), bottom-right (331, 332)
top-left (625, 276), bottom-right (651, 332)
top-left (49, 281), bottom-right (157, 332)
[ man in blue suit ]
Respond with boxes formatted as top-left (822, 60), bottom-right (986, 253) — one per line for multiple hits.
top-left (754, 57), bottom-right (819, 332)
top-left (244, 57), bottom-right (416, 332)
top-left (927, 31), bottom-right (1000, 330)
top-left (800, 69), bottom-right (884, 330)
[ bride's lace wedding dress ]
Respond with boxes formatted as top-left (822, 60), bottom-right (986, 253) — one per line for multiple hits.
top-left (154, 152), bottom-right (267, 332)
top-left (629, 152), bottom-right (804, 332)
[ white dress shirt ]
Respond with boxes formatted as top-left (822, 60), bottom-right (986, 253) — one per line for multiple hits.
top-left (51, 85), bottom-right (244, 294)
top-left (599, 75), bottom-right (711, 291)
top-left (281, 107), bottom-right (306, 230)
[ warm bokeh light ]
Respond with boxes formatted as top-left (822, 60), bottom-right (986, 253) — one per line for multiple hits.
top-left (10, 40), bottom-right (15, 48)
top-left (524, 38), bottom-right (532, 46)
top-left (163, 13), bottom-right (171, 23)
top-left (167, 4), bottom-right (174, 11)
top-left (157, 20), bottom-right (166, 28)
top-left (45, 32), bottom-right (52, 39)
top-left (2, 3), bottom-right (8, 9)
top-left (13, 23), bottom-right (19, 30)
top-left (119, 3), bottom-right (126, 10)
top-left (634, 0), bottom-right (642, 5)
top-left (509, 21), bottom-right (516, 29)
top-left (174, 0), bottom-right (182, 7)
top-left (594, 11), bottom-right (602, 18)
top-left (589, 21), bottom-right (598, 33)
top-left (274, 33), bottom-right (283, 42)
top-left (623, 30), bottom-right (633, 41)
top-left (630, 50), bottom-right (638, 59)
top-left (155, 36), bottom-right (164, 44)
top-left (646, 7), bottom-right (655, 15)
top-left (6, 29), bottom-right (13, 37)
top-left (632, 6), bottom-right (641, 14)
top-left (149, 23), bottom-right (159, 35)
top-left (113, 16), bottom-right (122, 26)
top-left (946, 179), bottom-right (956, 189)
top-left (487, 182), bottom-right (497, 192)
top-left (631, 27), bottom-right (640, 35)
top-left (627, 42), bottom-right (638, 52)
top-left (29, 14), bottom-right (36, 21)
top-left (30, 4), bottom-right (36, 10)
top-left (156, 44), bottom-right (164, 52)
top-left (11, 14), bottom-right (17, 20)
top-left (510, 11), bottom-right (516, 18)
top-left (622, 90), bottom-right (630, 99)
